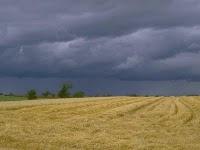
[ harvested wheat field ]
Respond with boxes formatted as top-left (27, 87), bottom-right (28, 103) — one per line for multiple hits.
top-left (0, 96), bottom-right (200, 150)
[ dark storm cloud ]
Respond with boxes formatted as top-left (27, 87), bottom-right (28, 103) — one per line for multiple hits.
top-left (1, 0), bottom-right (200, 81)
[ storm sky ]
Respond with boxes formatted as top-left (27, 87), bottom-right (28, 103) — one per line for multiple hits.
top-left (1, 0), bottom-right (200, 95)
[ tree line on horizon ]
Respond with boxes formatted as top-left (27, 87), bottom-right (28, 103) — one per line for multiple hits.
top-left (27, 83), bottom-right (85, 100)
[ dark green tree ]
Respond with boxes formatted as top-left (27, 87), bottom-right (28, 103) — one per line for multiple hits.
top-left (51, 93), bottom-right (56, 98)
top-left (73, 91), bottom-right (85, 98)
top-left (42, 91), bottom-right (51, 98)
top-left (27, 89), bottom-right (37, 100)
top-left (58, 83), bottom-right (72, 98)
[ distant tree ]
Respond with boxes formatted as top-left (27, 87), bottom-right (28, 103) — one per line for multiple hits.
top-left (51, 93), bottom-right (56, 98)
top-left (8, 92), bottom-right (14, 96)
top-left (73, 91), bottom-right (85, 98)
top-left (42, 91), bottom-right (51, 98)
top-left (27, 89), bottom-right (37, 100)
top-left (58, 83), bottom-right (72, 98)
top-left (129, 94), bottom-right (138, 97)
top-left (4, 93), bottom-right (14, 96)
top-left (94, 94), bottom-right (100, 97)
top-left (104, 93), bottom-right (112, 97)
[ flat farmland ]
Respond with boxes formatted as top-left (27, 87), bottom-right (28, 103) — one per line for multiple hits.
top-left (0, 96), bottom-right (200, 150)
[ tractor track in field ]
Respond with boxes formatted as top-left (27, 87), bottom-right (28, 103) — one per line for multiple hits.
top-left (39, 97), bottom-right (153, 121)
top-left (100, 97), bottom-right (163, 119)
top-left (56, 97), bottom-right (148, 115)
top-left (1, 97), bottom-right (135, 112)
top-left (156, 98), bottom-right (180, 124)
top-left (171, 99), bottom-right (179, 115)
top-left (139, 98), bottom-right (175, 124)
top-left (178, 99), bottom-right (194, 124)
top-left (145, 98), bottom-right (165, 112)
top-left (0, 97), bottom-right (127, 111)
top-left (125, 98), bottom-right (162, 114)
top-left (156, 97), bottom-right (195, 125)
top-left (64, 98), bottom-right (145, 115)
top-left (181, 97), bottom-right (200, 125)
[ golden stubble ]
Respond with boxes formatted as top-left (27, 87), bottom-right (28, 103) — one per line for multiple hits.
top-left (0, 96), bottom-right (200, 150)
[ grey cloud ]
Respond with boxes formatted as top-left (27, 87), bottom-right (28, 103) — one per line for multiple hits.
top-left (1, 0), bottom-right (200, 82)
